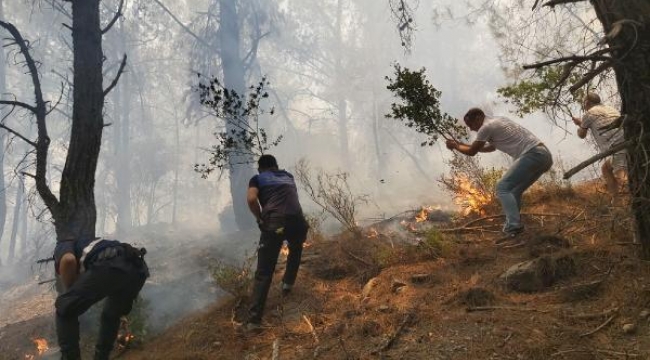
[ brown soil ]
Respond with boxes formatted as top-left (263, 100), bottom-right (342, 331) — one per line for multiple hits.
top-left (120, 181), bottom-right (650, 360)
top-left (3, 181), bottom-right (649, 360)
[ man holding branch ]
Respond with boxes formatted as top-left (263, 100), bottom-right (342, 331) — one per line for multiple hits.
top-left (446, 108), bottom-right (553, 238)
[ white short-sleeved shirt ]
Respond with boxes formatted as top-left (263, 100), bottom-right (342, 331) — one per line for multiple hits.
top-left (475, 116), bottom-right (542, 159)
top-left (581, 104), bottom-right (623, 152)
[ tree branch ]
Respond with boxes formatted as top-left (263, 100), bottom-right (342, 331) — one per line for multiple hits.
top-left (523, 54), bottom-right (610, 70)
top-left (0, 100), bottom-right (37, 113)
top-left (543, 0), bottom-right (588, 8)
top-left (101, 0), bottom-right (124, 35)
top-left (0, 124), bottom-right (37, 147)
top-left (103, 54), bottom-right (127, 97)
top-left (0, 20), bottom-right (59, 212)
top-left (563, 135), bottom-right (650, 179)
top-left (569, 61), bottom-right (612, 93)
top-left (152, 0), bottom-right (213, 49)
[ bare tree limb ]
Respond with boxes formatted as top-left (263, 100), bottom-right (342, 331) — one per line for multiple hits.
top-left (569, 61), bottom-right (613, 93)
top-left (543, 0), bottom-right (588, 8)
top-left (101, 0), bottom-right (124, 35)
top-left (0, 100), bottom-right (36, 113)
top-left (103, 54), bottom-right (127, 97)
top-left (562, 135), bottom-right (650, 179)
top-left (523, 54), bottom-right (611, 70)
top-left (0, 20), bottom-right (59, 212)
top-left (0, 124), bottom-right (37, 147)
top-left (152, 0), bottom-right (213, 50)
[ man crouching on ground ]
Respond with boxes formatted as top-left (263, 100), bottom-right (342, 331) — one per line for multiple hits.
top-left (244, 154), bottom-right (309, 330)
top-left (445, 108), bottom-right (553, 238)
top-left (54, 235), bottom-right (149, 360)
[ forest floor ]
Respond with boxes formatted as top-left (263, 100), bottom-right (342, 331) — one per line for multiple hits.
top-left (3, 180), bottom-right (650, 360)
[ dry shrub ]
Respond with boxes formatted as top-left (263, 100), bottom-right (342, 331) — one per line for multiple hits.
top-left (210, 254), bottom-right (255, 298)
top-left (294, 159), bottom-right (368, 234)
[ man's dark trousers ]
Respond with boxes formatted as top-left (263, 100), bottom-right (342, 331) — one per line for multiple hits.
top-left (248, 215), bottom-right (308, 324)
top-left (55, 255), bottom-right (147, 360)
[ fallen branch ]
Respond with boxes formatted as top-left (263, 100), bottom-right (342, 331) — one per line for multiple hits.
top-left (302, 314), bottom-right (320, 344)
top-left (372, 312), bottom-right (414, 354)
top-left (560, 307), bottom-right (618, 320)
top-left (38, 278), bottom-right (56, 285)
top-left (579, 314), bottom-right (616, 337)
top-left (272, 338), bottom-right (280, 360)
top-left (466, 306), bottom-right (550, 313)
top-left (344, 250), bottom-right (373, 267)
top-left (440, 213), bottom-right (562, 232)
top-left (551, 348), bottom-right (642, 358)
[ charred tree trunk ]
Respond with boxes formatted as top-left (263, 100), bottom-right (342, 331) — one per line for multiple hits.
top-left (219, 0), bottom-right (255, 230)
top-left (593, 0), bottom-right (650, 258)
top-left (56, 0), bottom-right (105, 240)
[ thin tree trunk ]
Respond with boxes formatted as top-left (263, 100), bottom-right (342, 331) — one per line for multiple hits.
top-left (7, 177), bottom-right (24, 264)
top-left (220, 0), bottom-right (255, 230)
top-left (0, 0), bottom-right (8, 250)
top-left (335, 0), bottom-right (350, 170)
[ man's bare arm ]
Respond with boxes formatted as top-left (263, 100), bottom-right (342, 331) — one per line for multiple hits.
top-left (448, 140), bottom-right (488, 156)
top-left (247, 187), bottom-right (262, 222)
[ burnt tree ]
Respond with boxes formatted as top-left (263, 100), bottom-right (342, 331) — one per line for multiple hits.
top-left (0, 0), bottom-right (126, 241)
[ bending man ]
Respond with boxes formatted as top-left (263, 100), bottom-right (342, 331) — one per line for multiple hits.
top-left (245, 154), bottom-right (309, 329)
top-left (54, 236), bottom-right (149, 360)
top-left (446, 108), bottom-right (553, 237)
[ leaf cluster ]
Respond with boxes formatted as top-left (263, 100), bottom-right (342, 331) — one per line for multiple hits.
top-left (385, 63), bottom-right (467, 146)
top-left (497, 65), bottom-right (585, 117)
top-left (194, 75), bottom-right (283, 178)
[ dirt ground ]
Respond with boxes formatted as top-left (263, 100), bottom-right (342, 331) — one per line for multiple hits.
top-left (3, 181), bottom-right (649, 360)
top-left (119, 181), bottom-right (650, 360)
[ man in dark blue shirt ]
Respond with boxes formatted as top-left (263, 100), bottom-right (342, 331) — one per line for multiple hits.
top-left (53, 236), bottom-right (149, 360)
top-left (245, 154), bottom-right (309, 328)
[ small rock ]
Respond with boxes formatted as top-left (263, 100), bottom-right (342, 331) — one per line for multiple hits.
top-left (623, 323), bottom-right (637, 334)
top-left (391, 278), bottom-right (407, 293)
top-left (362, 277), bottom-right (379, 298)
top-left (378, 305), bottom-right (390, 312)
top-left (639, 309), bottom-right (650, 319)
top-left (411, 273), bottom-right (432, 284)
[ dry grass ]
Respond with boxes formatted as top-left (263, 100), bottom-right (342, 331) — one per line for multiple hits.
top-left (120, 180), bottom-right (650, 360)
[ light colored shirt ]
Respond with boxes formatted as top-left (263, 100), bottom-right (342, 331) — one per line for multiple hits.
top-left (581, 104), bottom-right (623, 152)
top-left (476, 116), bottom-right (541, 159)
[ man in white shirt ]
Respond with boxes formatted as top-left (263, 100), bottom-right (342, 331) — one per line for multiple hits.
top-left (446, 108), bottom-right (553, 237)
top-left (572, 92), bottom-right (627, 194)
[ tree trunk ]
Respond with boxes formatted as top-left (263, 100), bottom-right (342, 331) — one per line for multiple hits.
top-left (56, 0), bottom-right (105, 240)
top-left (7, 177), bottom-right (24, 264)
top-left (335, 0), bottom-right (350, 170)
top-left (0, 0), bottom-right (7, 250)
top-left (593, 0), bottom-right (650, 258)
top-left (219, 0), bottom-right (255, 230)
top-left (115, 42), bottom-right (132, 237)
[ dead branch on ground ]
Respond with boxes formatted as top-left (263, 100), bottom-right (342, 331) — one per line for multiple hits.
top-left (372, 312), bottom-right (414, 354)
top-left (579, 314), bottom-right (616, 337)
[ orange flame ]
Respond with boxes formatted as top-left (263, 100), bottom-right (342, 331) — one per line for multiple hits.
top-left (453, 175), bottom-right (492, 215)
top-left (280, 243), bottom-right (289, 256)
top-left (33, 338), bottom-right (48, 355)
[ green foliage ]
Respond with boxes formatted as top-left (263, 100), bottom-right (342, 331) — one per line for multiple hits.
top-left (385, 63), bottom-right (467, 146)
top-left (498, 65), bottom-right (585, 117)
top-left (419, 228), bottom-right (445, 258)
top-left (211, 255), bottom-right (255, 298)
top-left (194, 75), bottom-right (283, 178)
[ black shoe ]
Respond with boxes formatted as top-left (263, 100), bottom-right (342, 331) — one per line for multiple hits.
top-left (504, 226), bottom-right (525, 237)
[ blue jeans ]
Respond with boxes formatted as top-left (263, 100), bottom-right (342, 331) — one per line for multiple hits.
top-left (496, 145), bottom-right (553, 233)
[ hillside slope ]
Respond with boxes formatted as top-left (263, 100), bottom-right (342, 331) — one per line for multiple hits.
top-left (121, 182), bottom-right (650, 360)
